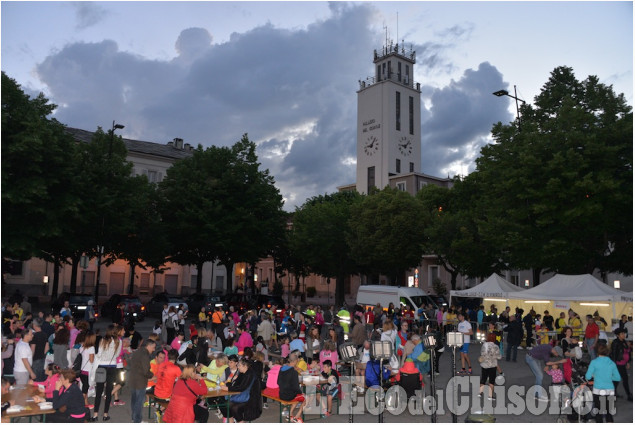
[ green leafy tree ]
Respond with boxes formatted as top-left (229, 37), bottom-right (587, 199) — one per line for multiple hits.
top-left (417, 179), bottom-right (503, 289)
top-left (291, 191), bottom-right (363, 305)
top-left (1, 72), bottom-right (79, 259)
top-left (1, 73), bottom-right (84, 296)
top-left (476, 66), bottom-right (632, 277)
top-left (159, 134), bottom-right (285, 293)
top-left (348, 187), bottom-right (426, 285)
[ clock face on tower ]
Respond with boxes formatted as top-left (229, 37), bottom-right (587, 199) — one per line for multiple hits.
top-left (364, 136), bottom-right (379, 156)
top-left (398, 136), bottom-right (413, 156)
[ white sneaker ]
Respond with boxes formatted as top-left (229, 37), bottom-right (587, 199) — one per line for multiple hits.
top-left (263, 402), bottom-right (269, 409)
top-left (517, 346), bottom-right (524, 350)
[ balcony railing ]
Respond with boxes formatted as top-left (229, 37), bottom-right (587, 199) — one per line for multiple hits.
top-left (358, 72), bottom-right (421, 91)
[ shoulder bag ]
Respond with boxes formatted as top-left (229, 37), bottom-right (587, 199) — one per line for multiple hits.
top-left (95, 342), bottom-right (117, 384)
top-left (229, 377), bottom-right (255, 403)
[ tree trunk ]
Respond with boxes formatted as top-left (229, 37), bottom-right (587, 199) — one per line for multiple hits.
top-left (128, 263), bottom-right (135, 294)
top-left (51, 260), bottom-right (60, 298)
top-left (210, 261), bottom-right (215, 294)
top-left (196, 262), bottom-right (203, 293)
top-left (532, 268), bottom-right (542, 287)
top-left (335, 272), bottom-right (346, 306)
top-left (450, 270), bottom-right (458, 290)
top-left (69, 256), bottom-right (79, 293)
top-left (225, 262), bottom-right (234, 293)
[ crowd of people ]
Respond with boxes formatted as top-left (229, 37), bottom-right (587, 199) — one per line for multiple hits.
top-left (1, 293), bottom-right (633, 423)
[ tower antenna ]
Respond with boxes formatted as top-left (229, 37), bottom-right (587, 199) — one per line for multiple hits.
top-left (396, 12), bottom-right (398, 46)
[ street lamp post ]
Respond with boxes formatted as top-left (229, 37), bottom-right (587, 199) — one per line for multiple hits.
top-left (493, 85), bottom-right (526, 130)
top-left (423, 333), bottom-right (438, 423)
top-left (94, 121), bottom-right (124, 304)
top-left (447, 332), bottom-right (464, 423)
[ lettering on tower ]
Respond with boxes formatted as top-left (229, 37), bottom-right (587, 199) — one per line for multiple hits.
top-left (362, 118), bottom-right (381, 133)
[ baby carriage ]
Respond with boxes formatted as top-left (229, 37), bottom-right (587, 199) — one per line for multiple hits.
top-left (556, 360), bottom-right (593, 423)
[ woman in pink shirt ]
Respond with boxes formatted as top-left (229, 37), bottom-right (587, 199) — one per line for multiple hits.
top-left (235, 326), bottom-right (253, 354)
top-left (30, 363), bottom-right (61, 399)
top-left (170, 332), bottom-right (184, 351)
top-left (319, 340), bottom-right (339, 370)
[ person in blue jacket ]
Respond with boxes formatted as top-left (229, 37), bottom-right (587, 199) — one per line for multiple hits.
top-left (585, 343), bottom-right (621, 423)
top-left (365, 358), bottom-right (392, 388)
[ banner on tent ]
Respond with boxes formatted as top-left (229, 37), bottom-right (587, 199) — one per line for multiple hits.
top-left (554, 301), bottom-right (570, 310)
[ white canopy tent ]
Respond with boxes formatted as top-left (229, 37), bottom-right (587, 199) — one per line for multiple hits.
top-left (505, 274), bottom-right (633, 321)
top-left (450, 273), bottom-right (524, 305)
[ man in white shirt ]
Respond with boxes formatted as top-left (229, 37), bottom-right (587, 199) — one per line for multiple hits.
top-left (13, 328), bottom-right (36, 385)
top-left (457, 312), bottom-right (473, 375)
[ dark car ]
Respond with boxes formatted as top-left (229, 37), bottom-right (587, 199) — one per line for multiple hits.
top-left (100, 294), bottom-right (146, 322)
top-left (51, 293), bottom-right (96, 320)
top-left (221, 293), bottom-right (251, 313)
top-left (251, 294), bottom-right (285, 313)
top-left (147, 293), bottom-right (189, 316)
top-left (187, 293), bottom-right (227, 317)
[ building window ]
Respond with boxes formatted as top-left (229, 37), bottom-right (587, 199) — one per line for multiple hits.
top-left (388, 61), bottom-right (392, 79)
top-left (4, 259), bottom-right (23, 276)
top-left (409, 96), bottom-right (414, 135)
top-left (377, 65), bottom-right (381, 82)
top-left (510, 275), bottom-right (519, 286)
top-left (396, 181), bottom-right (406, 192)
top-left (418, 180), bottom-right (428, 191)
top-left (367, 166), bottom-right (375, 193)
top-left (396, 158), bottom-right (401, 173)
top-left (398, 62), bottom-right (402, 82)
top-left (143, 169), bottom-right (163, 183)
top-left (396, 91), bottom-right (401, 131)
top-left (405, 65), bottom-right (410, 84)
top-left (382, 63), bottom-right (386, 80)
top-left (410, 162), bottom-right (414, 172)
top-left (429, 266), bottom-right (439, 285)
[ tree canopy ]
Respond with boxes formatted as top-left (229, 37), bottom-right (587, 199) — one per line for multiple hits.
top-left (475, 66), bottom-right (632, 276)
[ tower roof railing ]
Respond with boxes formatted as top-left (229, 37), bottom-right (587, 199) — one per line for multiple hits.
top-left (358, 72), bottom-right (421, 92)
top-left (373, 41), bottom-right (416, 64)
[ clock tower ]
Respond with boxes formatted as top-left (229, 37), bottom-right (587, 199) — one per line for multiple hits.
top-left (356, 41), bottom-right (421, 194)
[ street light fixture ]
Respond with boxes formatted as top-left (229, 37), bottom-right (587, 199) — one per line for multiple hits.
top-left (423, 333), bottom-right (438, 423)
top-left (493, 85), bottom-right (526, 130)
top-left (447, 332), bottom-right (464, 423)
top-left (94, 120), bottom-right (125, 304)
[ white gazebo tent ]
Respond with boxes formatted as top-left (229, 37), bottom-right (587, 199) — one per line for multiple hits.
top-left (505, 274), bottom-right (633, 321)
top-left (450, 273), bottom-right (524, 307)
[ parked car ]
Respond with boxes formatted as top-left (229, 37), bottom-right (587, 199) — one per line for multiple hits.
top-left (220, 293), bottom-right (251, 313)
top-left (147, 293), bottom-right (189, 316)
top-left (186, 293), bottom-right (226, 317)
top-left (250, 294), bottom-right (285, 313)
top-left (100, 294), bottom-right (146, 322)
top-left (51, 293), bottom-right (96, 320)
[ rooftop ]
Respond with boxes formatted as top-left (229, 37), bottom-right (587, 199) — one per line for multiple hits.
top-left (65, 127), bottom-right (194, 161)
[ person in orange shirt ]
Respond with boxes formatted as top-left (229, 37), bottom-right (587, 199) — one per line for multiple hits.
top-left (144, 350), bottom-right (166, 407)
top-left (211, 307), bottom-right (224, 337)
top-left (152, 349), bottom-right (182, 415)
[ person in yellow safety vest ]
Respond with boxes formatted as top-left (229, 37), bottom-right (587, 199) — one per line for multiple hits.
top-left (337, 308), bottom-right (350, 334)
top-left (304, 306), bottom-right (316, 319)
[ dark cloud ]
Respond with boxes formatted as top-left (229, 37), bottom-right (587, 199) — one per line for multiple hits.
top-left (33, 3), bottom-right (511, 210)
top-left (420, 62), bottom-right (513, 176)
top-left (72, 2), bottom-right (108, 30)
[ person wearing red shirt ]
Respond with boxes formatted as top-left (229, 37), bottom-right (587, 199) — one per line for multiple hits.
top-left (365, 308), bottom-right (375, 334)
top-left (153, 349), bottom-right (182, 403)
top-left (584, 314), bottom-right (599, 360)
top-left (162, 365), bottom-right (208, 423)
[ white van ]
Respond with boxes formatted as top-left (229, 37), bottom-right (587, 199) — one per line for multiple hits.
top-left (356, 285), bottom-right (445, 320)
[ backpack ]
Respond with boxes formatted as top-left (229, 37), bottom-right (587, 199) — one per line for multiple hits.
top-left (72, 349), bottom-right (83, 372)
top-left (165, 313), bottom-right (176, 329)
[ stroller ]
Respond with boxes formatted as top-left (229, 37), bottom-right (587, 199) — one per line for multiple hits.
top-left (556, 360), bottom-right (594, 423)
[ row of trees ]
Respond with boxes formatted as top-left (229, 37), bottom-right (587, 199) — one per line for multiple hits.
top-left (282, 67), bottom-right (632, 304)
top-left (2, 72), bottom-right (286, 299)
top-left (3, 66), bottom-right (631, 306)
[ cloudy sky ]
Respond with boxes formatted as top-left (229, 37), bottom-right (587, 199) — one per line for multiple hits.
top-left (2, 1), bottom-right (632, 210)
